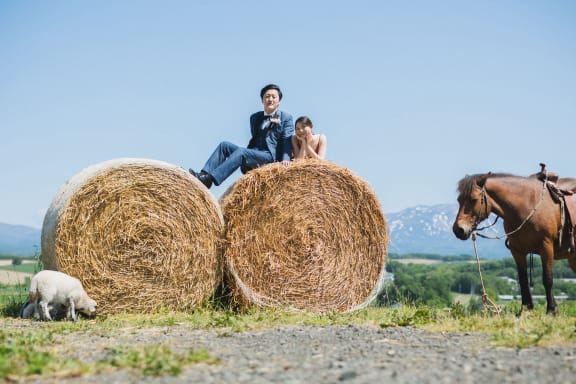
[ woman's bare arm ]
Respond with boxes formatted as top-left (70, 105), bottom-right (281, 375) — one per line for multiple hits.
top-left (292, 135), bottom-right (307, 159)
top-left (315, 134), bottom-right (327, 159)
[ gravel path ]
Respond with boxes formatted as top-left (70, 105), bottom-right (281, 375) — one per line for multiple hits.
top-left (17, 324), bottom-right (576, 384)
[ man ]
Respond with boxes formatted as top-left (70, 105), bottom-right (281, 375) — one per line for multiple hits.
top-left (189, 84), bottom-right (294, 188)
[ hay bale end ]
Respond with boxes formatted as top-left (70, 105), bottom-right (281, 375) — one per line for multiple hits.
top-left (221, 160), bottom-right (388, 312)
top-left (42, 158), bottom-right (224, 314)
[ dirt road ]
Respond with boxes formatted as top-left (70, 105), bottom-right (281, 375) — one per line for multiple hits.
top-left (11, 322), bottom-right (575, 384)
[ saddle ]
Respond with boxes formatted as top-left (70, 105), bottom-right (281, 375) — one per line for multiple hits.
top-left (531, 162), bottom-right (560, 183)
top-left (534, 163), bottom-right (576, 255)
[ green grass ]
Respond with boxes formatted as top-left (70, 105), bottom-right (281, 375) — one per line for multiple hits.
top-left (0, 284), bottom-right (29, 317)
top-left (0, 327), bottom-right (217, 380)
top-left (419, 302), bottom-right (576, 348)
top-left (12, 301), bottom-right (572, 344)
top-left (98, 345), bottom-right (218, 376)
top-left (0, 256), bottom-right (40, 317)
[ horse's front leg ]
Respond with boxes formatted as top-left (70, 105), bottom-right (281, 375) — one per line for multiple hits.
top-left (541, 246), bottom-right (558, 315)
top-left (512, 251), bottom-right (533, 315)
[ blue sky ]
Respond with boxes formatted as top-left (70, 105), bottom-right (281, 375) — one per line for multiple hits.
top-left (1, 1), bottom-right (575, 228)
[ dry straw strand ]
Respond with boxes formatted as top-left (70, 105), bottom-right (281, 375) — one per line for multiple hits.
top-left (42, 158), bottom-right (224, 314)
top-left (221, 160), bottom-right (388, 312)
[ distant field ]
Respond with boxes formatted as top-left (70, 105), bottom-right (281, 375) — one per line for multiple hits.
top-left (453, 293), bottom-right (473, 304)
top-left (0, 260), bottom-right (36, 272)
top-left (0, 260), bottom-right (35, 285)
top-left (393, 258), bottom-right (442, 265)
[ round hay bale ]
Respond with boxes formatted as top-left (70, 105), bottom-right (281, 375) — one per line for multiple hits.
top-left (41, 158), bottom-right (224, 314)
top-left (221, 160), bottom-right (388, 312)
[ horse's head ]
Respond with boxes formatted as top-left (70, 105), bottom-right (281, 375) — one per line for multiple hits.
top-left (452, 173), bottom-right (491, 240)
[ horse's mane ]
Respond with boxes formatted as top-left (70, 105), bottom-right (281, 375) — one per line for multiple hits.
top-left (457, 172), bottom-right (517, 196)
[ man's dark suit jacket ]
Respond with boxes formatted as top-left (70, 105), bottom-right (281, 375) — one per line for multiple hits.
top-left (247, 110), bottom-right (294, 162)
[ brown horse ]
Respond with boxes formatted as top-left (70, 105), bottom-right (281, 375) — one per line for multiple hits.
top-left (452, 172), bottom-right (576, 314)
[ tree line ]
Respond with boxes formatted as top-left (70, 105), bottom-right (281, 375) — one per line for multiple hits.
top-left (377, 254), bottom-right (576, 308)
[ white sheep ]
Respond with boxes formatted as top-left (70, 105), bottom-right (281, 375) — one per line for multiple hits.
top-left (28, 270), bottom-right (97, 321)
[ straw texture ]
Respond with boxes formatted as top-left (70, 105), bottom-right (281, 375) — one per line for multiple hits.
top-left (41, 158), bottom-right (224, 314)
top-left (221, 160), bottom-right (388, 312)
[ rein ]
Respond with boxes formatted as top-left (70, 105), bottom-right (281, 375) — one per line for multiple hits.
top-left (474, 174), bottom-right (549, 240)
top-left (471, 233), bottom-right (502, 316)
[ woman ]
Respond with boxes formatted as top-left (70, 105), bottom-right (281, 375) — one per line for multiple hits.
top-left (291, 116), bottom-right (327, 160)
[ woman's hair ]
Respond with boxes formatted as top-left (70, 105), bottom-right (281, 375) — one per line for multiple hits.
top-left (295, 116), bottom-right (314, 129)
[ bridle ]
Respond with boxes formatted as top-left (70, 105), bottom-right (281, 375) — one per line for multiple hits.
top-left (475, 185), bottom-right (491, 228)
top-left (470, 184), bottom-right (501, 237)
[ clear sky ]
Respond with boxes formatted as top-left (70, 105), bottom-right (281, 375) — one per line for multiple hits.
top-left (1, 1), bottom-right (575, 229)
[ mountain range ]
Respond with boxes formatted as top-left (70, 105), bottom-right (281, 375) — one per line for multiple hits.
top-left (386, 204), bottom-right (508, 259)
top-left (0, 223), bottom-right (41, 257)
top-left (0, 204), bottom-right (510, 259)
